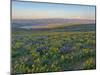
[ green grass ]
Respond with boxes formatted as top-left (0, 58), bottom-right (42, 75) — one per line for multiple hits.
top-left (11, 24), bottom-right (96, 74)
top-left (12, 27), bottom-right (96, 74)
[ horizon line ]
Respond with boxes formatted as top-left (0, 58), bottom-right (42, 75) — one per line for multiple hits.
top-left (12, 18), bottom-right (95, 21)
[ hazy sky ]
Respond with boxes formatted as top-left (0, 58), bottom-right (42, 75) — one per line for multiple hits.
top-left (12, 1), bottom-right (95, 20)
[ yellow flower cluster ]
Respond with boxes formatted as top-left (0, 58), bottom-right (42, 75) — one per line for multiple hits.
top-left (83, 48), bottom-right (89, 54)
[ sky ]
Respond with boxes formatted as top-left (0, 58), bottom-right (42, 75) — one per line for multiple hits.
top-left (12, 1), bottom-right (95, 20)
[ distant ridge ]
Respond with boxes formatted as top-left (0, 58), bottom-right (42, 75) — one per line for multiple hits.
top-left (12, 18), bottom-right (95, 24)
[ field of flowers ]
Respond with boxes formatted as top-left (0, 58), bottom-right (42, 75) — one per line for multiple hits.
top-left (12, 31), bottom-right (96, 74)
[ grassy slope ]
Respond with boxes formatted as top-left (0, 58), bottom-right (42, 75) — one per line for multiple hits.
top-left (12, 24), bottom-right (96, 74)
